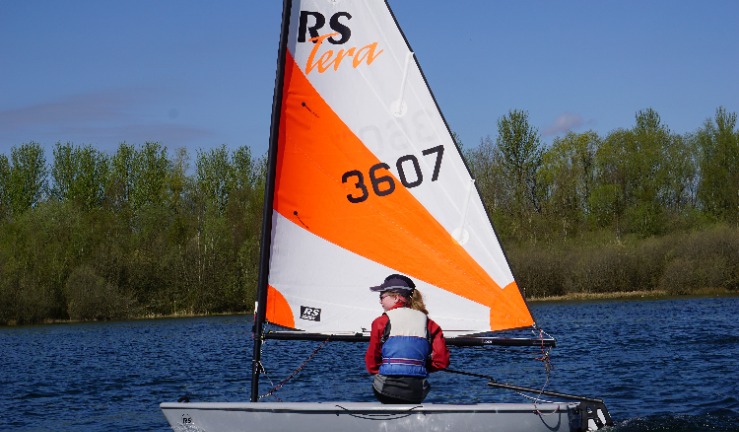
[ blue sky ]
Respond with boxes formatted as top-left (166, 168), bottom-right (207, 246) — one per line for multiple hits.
top-left (2, 0), bottom-right (738, 159)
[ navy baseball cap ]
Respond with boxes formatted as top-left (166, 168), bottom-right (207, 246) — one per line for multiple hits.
top-left (369, 274), bottom-right (416, 295)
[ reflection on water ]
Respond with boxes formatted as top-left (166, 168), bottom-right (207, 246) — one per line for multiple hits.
top-left (1, 297), bottom-right (737, 431)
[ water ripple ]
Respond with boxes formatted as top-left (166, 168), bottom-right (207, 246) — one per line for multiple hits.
top-left (1, 298), bottom-right (738, 431)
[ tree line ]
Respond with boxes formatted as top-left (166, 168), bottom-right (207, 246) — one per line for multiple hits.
top-left (0, 143), bottom-right (265, 324)
top-left (462, 107), bottom-right (737, 299)
top-left (1, 107), bottom-right (737, 325)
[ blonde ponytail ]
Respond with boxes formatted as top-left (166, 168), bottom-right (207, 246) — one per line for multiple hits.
top-left (408, 289), bottom-right (429, 315)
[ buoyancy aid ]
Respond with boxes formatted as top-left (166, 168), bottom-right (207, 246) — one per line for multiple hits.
top-left (379, 308), bottom-right (430, 377)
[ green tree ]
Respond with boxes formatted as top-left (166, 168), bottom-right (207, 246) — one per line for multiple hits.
top-left (163, 147), bottom-right (193, 244)
top-left (1, 201), bottom-right (77, 323)
top-left (696, 107), bottom-right (739, 224)
top-left (196, 145), bottom-right (235, 216)
top-left (132, 142), bottom-right (169, 211)
top-left (495, 110), bottom-right (544, 216)
top-left (51, 142), bottom-right (109, 209)
top-left (187, 146), bottom-right (245, 312)
top-left (538, 131), bottom-right (600, 236)
top-left (0, 154), bottom-right (10, 220)
top-left (592, 109), bottom-right (680, 236)
top-left (661, 133), bottom-right (699, 223)
top-left (6, 143), bottom-right (47, 216)
top-left (106, 142), bottom-right (136, 213)
top-left (64, 264), bottom-right (130, 321)
top-left (627, 109), bottom-right (671, 235)
top-left (465, 136), bottom-right (496, 208)
top-left (228, 146), bottom-right (265, 310)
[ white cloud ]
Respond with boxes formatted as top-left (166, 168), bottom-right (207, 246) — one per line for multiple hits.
top-left (0, 88), bottom-right (212, 153)
top-left (542, 112), bottom-right (587, 137)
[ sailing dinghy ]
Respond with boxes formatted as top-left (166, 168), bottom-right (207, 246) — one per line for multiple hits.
top-left (161, 0), bottom-right (613, 430)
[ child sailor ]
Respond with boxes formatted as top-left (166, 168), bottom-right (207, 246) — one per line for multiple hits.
top-left (365, 274), bottom-right (450, 403)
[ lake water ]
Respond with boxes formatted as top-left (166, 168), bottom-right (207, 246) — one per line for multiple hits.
top-left (1, 296), bottom-right (737, 431)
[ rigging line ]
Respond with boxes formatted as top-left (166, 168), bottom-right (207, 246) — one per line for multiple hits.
top-left (487, 381), bottom-right (606, 404)
top-left (537, 328), bottom-right (553, 374)
top-left (513, 384), bottom-right (562, 421)
top-left (533, 326), bottom-right (555, 343)
top-left (516, 392), bottom-right (556, 404)
top-left (531, 328), bottom-right (554, 416)
top-left (444, 368), bottom-right (604, 404)
top-left (443, 367), bottom-right (497, 382)
top-left (532, 327), bottom-right (553, 403)
top-left (259, 337), bottom-right (331, 400)
top-left (335, 404), bottom-right (421, 420)
top-left (259, 365), bottom-right (283, 402)
top-left (255, 329), bottom-right (284, 401)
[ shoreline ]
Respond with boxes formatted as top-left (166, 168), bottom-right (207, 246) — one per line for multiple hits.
top-left (527, 288), bottom-right (737, 303)
top-left (4, 289), bottom-right (737, 327)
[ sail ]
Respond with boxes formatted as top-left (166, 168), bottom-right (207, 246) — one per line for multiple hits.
top-left (263, 0), bottom-right (534, 336)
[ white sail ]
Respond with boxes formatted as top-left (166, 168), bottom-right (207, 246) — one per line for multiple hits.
top-left (264, 0), bottom-right (534, 335)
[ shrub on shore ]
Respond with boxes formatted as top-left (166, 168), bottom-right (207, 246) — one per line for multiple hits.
top-left (509, 224), bottom-right (738, 299)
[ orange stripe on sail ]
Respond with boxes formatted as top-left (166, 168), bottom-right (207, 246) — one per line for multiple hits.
top-left (266, 285), bottom-right (295, 329)
top-left (489, 281), bottom-right (532, 331)
top-left (273, 53), bottom-right (533, 331)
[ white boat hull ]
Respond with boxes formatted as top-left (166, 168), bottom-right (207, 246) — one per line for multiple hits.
top-left (161, 401), bottom-right (609, 432)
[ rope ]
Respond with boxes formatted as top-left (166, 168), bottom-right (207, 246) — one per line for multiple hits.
top-left (444, 368), bottom-right (497, 382)
top-left (253, 324), bottom-right (279, 400)
top-left (335, 404), bottom-right (421, 420)
top-left (535, 327), bottom-right (553, 375)
top-left (258, 336), bottom-right (331, 400)
top-left (443, 326), bottom-right (598, 413)
top-left (532, 327), bottom-right (553, 415)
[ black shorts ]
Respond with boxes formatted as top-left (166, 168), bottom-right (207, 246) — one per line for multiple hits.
top-left (372, 374), bottom-right (430, 404)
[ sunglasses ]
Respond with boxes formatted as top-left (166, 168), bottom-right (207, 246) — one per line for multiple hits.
top-left (379, 292), bottom-right (395, 300)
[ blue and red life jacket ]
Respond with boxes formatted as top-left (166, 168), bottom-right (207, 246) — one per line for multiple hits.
top-left (379, 308), bottom-right (430, 377)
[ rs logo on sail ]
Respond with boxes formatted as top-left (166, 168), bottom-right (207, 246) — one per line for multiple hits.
top-left (300, 306), bottom-right (322, 322)
top-left (298, 10), bottom-right (384, 74)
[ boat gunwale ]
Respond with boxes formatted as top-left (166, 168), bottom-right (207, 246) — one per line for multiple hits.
top-left (160, 400), bottom-right (578, 414)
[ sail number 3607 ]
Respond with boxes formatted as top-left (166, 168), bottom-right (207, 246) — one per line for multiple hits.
top-left (341, 145), bottom-right (444, 204)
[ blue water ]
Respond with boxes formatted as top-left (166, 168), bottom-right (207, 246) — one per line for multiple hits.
top-left (1, 297), bottom-right (737, 431)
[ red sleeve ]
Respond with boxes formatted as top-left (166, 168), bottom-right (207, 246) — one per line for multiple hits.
top-left (426, 318), bottom-right (450, 372)
top-left (364, 315), bottom-right (388, 374)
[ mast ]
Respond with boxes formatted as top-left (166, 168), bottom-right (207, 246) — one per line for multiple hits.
top-left (250, 0), bottom-right (292, 403)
